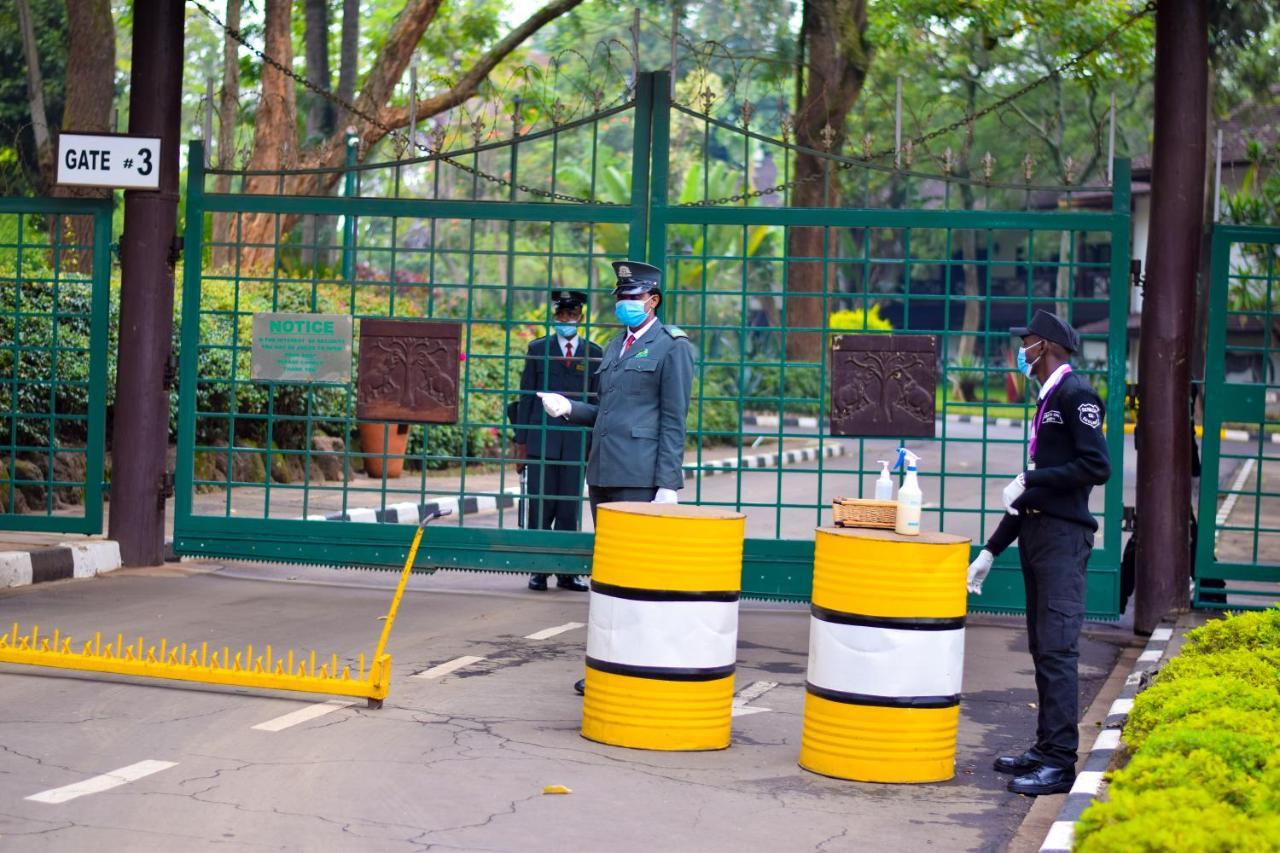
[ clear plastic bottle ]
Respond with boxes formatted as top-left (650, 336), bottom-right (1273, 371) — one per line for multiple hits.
top-left (894, 448), bottom-right (922, 536)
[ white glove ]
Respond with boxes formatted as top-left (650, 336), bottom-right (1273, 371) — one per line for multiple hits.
top-left (537, 391), bottom-right (571, 418)
top-left (652, 488), bottom-right (679, 505)
top-left (967, 549), bottom-right (995, 595)
top-left (1002, 473), bottom-right (1026, 515)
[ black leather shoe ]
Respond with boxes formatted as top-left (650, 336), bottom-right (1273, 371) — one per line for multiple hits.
top-left (1008, 764), bottom-right (1075, 796)
top-left (573, 678), bottom-right (585, 695)
top-left (556, 576), bottom-right (589, 592)
top-left (994, 751), bottom-right (1043, 775)
top-left (528, 575), bottom-right (548, 591)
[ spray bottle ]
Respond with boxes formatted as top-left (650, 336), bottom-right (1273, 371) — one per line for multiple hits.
top-left (893, 447), bottom-right (923, 536)
top-left (874, 460), bottom-right (894, 501)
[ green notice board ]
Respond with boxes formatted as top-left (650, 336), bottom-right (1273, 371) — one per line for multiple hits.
top-left (251, 313), bottom-right (353, 383)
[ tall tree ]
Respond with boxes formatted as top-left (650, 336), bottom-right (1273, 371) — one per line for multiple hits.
top-left (235, 0), bottom-right (585, 266)
top-left (15, 0), bottom-right (54, 187)
top-left (54, 0), bottom-right (115, 271)
top-left (211, 0), bottom-right (241, 268)
top-left (785, 0), bottom-right (872, 362)
top-left (302, 0), bottom-right (336, 266)
top-left (337, 0), bottom-right (360, 128)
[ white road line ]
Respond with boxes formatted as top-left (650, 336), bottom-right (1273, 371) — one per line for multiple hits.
top-left (1215, 458), bottom-right (1256, 527)
top-left (524, 622), bottom-right (586, 641)
top-left (731, 706), bottom-right (772, 717)
top-left (733, 680), bottom-right (778, 706)
top-left (251, 700), bottom-right (355, 732)
top-left (413, 655), bottom-right (486, 679)
top-left (1150, 627), bottom-right (1173, 642)
top-left (1109, 698), bottom-right (1134, 717)
top-left (26, 760), bottom-right (178, 804)
top-left (1092, 729), bottom-right (1122, 752)
top-left (1137, 649), bottom-right (1163, 663)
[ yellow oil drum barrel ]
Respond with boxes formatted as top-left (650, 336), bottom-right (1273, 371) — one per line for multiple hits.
top-left (581, 503), bottom-right (746, 751)
top-left (799, 527), bottom-right (970, 783)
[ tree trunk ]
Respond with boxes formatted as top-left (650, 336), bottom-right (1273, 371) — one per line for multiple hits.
top-left (211, 0), bottom-right (241, 269)
top-left (337, 0), bottom-right (360, 129)
top-left (1054, 229), bottom-right (1074, 318)
top-left (240, 0), bottom-right (300, 269)
top-left (784, 0), bottom-right (871, 363)
top-left (954, 72), bottom-right (982, 363)
top-left (302, 0), bottom-right (336, 269)
top-left (15, 0), bottom-right (54, 189)
top-left (236, 0), bottom-right (584, 270)
top-left (52, 0), bottom-right (115, 273)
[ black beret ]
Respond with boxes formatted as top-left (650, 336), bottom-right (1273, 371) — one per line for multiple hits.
top-left (1011, 309), bottom-right (1080, 353)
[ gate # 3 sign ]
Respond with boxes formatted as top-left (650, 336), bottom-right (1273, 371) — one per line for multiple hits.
top-left (251, 313), bottom-right (353, 384)
top-left (56, 133), bottom-right (161, 190)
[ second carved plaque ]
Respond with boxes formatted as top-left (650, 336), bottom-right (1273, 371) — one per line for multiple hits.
top-left (356, 319), bottom-right (461, 423)
top-left (830, 333), bottom-right (937, 438)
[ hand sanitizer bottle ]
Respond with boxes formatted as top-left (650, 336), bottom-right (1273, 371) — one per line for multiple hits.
top-left (874, 460), bottom-right (894, 501)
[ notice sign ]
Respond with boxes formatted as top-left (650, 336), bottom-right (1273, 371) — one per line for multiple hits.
top-left (251, 313), bottom-right (352, 384)
top-left (56, 133), bottom-right (162, 190)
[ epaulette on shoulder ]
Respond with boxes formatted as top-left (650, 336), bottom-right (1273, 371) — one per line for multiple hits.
top-left (664, 324), bottom-right (688, 339)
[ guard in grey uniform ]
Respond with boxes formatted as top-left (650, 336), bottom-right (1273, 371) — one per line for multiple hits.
top-left (537, 261), bottom-right (696, 695)
top-left (538, 261), bottom-right (695, 512)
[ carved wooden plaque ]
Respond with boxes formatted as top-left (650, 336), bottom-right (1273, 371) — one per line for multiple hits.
top-left (830, 334), bottom-right (937, 438)
top-left (356, 319), bottom-right (461, 423)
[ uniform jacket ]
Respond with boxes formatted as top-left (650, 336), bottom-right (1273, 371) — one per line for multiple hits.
top-left (1014, 370), bottom-right (1111, 530)
top-left (513, 335), bottom-right (603, 461)
top-left (565, 319), bottom-right (695, 490)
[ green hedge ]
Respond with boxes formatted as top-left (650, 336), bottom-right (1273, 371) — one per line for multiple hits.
top-left (1075, 608), bottom-right (1280, 852)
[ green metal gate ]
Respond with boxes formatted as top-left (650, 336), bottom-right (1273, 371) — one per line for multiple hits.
top-left (1196, 225), bottom-right (1280, 608)
top-left (1, 197), bottom-right (112, 534)
top-left (174, 72), bottom-right (1130, 616)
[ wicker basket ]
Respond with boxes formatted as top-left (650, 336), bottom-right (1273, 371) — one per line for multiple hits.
top-left (832, 497), bottom-right (898, 529)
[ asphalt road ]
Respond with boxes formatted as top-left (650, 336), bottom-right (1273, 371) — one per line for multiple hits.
top-left (0, 563), bottom-right (1132, 853)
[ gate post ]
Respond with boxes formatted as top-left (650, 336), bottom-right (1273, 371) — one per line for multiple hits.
top-left (108, 0), bottom-right (185, 566)
top-left (1136, 0), bottom-right (1208, 632)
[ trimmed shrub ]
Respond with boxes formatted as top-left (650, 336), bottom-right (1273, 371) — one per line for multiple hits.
top-left (1074, 607), bottom-right (1280, 851)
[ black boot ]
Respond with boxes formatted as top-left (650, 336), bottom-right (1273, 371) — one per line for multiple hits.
top-left (528, 574), bottom-right (548, 591)
top-left (556, 575), bottom-right (588, 591)
top-left (994, 750), bottom-right (1044, 775)
top-left (1008, 764), bottom-right (1075, 796)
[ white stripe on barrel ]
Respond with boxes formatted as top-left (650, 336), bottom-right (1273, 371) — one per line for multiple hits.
top-left (587, 591), bottom-right (738, 671)
top-left (807, 620), bottom-right (965, 700)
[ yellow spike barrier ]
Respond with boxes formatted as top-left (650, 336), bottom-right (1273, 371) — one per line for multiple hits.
top-left (0, 511), bottom-right (448, 707)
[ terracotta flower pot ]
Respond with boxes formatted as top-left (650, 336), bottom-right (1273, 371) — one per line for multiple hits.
top-left (359, 422), bottom-right (410, 478)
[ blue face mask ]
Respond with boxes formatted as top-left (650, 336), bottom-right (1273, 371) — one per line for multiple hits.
top-left (614, 299), bottom-right (649, 328)
top-left (1017, 342), bottom-right (1043, 378)
top-left (554, 323), bottom-right (577, 339)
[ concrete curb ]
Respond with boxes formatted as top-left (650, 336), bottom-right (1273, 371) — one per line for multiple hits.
top-left (0, 541), bottom-right (122, 589)
top-left (689, 442), bottom-right (846, 475)
top-left (743, 413), bottom-right (1028, 430)
top-left (1039, 622), bottom-right (1176, 852)
top-left (306, 444), bottom-right (847, 523)
top-left (308, 488), bottom-right (521, 523)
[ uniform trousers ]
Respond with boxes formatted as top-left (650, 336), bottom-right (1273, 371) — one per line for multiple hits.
top-left (1019, 511), bottom-right (1094, 770)
top-left (587, 485), bottom-right (658, 523)
top-left (525, 458), bottom-right (585, 532)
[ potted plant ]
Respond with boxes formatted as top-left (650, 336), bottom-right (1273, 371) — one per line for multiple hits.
top-left (358, 422), bottom-right (411, 478)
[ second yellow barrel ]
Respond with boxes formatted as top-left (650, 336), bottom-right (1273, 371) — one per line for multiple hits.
top-left (581, 503), bottom-right (746, 751)
top-left (799, 527), bottom-right (970, 783)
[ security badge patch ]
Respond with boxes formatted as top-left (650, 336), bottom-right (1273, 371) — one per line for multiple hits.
top-left (1078, 402), bottom-right (1103, 429)
top-left (1042, 410), bottom-right (1063, 425)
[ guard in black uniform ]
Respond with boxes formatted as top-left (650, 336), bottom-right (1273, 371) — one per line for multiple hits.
top-left (513, 290), bottom-right (603, 591)
top-left (985, 310), bottom-right (1111, 796)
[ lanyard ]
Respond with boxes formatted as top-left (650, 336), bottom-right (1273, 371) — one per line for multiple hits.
top-left (1029, 365), bottom-right (1072, 459)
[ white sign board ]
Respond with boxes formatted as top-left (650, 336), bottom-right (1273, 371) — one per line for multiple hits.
top-left (56, 133), bottom-right (161, 190)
